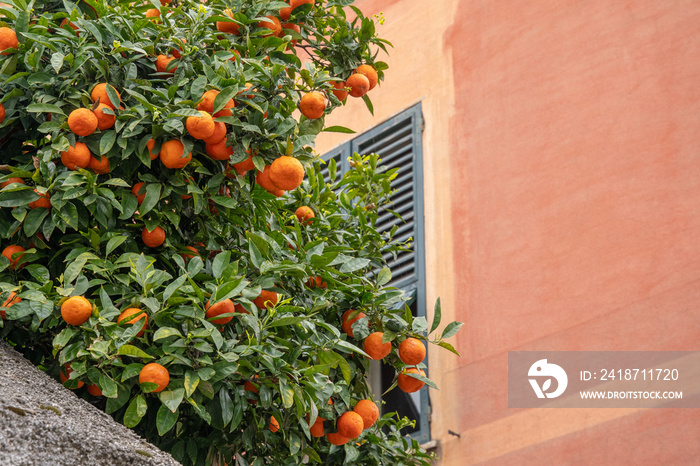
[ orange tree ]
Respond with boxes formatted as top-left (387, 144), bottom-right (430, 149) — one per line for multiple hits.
top-left (0, 0), bottom-right (462, 464)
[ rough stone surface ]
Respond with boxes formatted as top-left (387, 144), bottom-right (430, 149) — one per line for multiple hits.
top-left (0, 340), bottom-right (181, 466)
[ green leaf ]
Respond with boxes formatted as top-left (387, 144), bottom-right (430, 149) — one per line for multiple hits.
top-left (335, 339), bottom-right (371, 359)
top-left (123, 395), bottom-right (147, 428)
top-left (339, 258), bottom-right (371, 273)
top-left (139, 183), bottom-right (161, 216)
top-left (323, 125), bottom-right (356, 134)
top-left (156, 403), bottom-right (179, 435)
top-left (117, 345), bottom-right (154, 359)
top-left (376, 267), bottom-right (391, 286)
top-left (279, 379), bottom-right (294, 409)
top-left (184, 371), bottom-right (200, 398)
top-left (187, 397), bottom-right (212, 424)
top-left (219, 388), bottom-right (234, 427)
top-left (159, 388), bottom-right (185, 413)
top-left (26, 103), bottom-right (65, 115)
top-left (153, 327), bottom-right (182, 341)
top-left (440, 321), bottom-right (464, 340)
top-left (437, 340), bottom-right (461, 356)
top-left (23, 206), bottom-right (49, 236)
top-left (163, 275), bottom-right (187, 302)
top-left (99, 374), bottom-right (119, 398)
top-left (429, 298), bottom-right (442, 334)
top-left (411, 316), bottom-right (428, 333)
top-left (212, 250), bottom-right (231, 280)
top-left (99, 130), bottom-right (116, 154)
top-left (25, 264), bottom-right (49, 283)
top-left (403, 370), bottom-right (439, 390)
top-left (105, 236), bottom-right (127, 256)
top-left (269, 316), bottom-right (304, 327)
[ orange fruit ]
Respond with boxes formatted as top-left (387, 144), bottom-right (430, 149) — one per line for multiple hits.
top-left (170, 38), bottom-right (187, 58)
top-left (139, 363), bottom-right (170, 393)
top-left (341, 309), bottom-right (366, 338)
top-left (60, 18), bottom-right (79, 34)
top-left (299, 92), bottom-right (326, 119)
top-left (258, 16), bottom-right (282, 37)
top-left (181, 246), bottom-right (198, 262)
top-left (282, 22), bottom-right (301, 46)
top-left (91, 83), bottom-right (121, 109)
top-left (132, 182), bottom-right (146, 205)
top-left (186, 111), bottom-right (216, 140)
top-left (346, 73), bottom-right (370, 98)
top-left (269, 156), bottom-right (304, 191)
top-left (232, 151), bottom-right (255, 175)
top-left (280, 0), bottom-right (314, 21)
top-left (217, 9), bottom-right (240, 35)
top-left (2, 245), bottom-right (25, 270)
top-left (307, 275), bottom-right (327, 289)
top-left (337, 411), bottom-right (363, 439)
top-left (397, 368), bottom-right (426, 393)
top-left (353, 400), bottom-right (379, 429)
top-left (94, 103), bottom-right (116, 130)
top-left (295, 206), bottom-right (314, 224)
top-left (197, 89), bottom-right (235, 118)
top-left (256, 166), bottom-right (285, 197)
top-left (155, 54), bottom-right (177, 73)
top-left (118, 307), bottom-right (148, 337)
top-left (146, 139), bottom-right (159, 160)
top-left (60, 295), bottom-right (92, 326)
top-left (160, 140), bottom-right (192, 169)
top-left (87, 384), bottom-right (103, 396)
top-left (88, 155), bottom-right (110, 174)
top-left (398, 337), bottom-right (426, 365)
top-left (0, 177), bottom-right (24, 189)
top-left (1, 291), bottom-right (20, 320)
top-left (0, 27), bottom-right (18, 55)
top-left (326, 432), bottom-right (350, 445)
top-left (68, 108), bottom-right (98, 136)
top-left (60, 363), bottom-right (84, 389)
top-left (356, 64), bottom-right (378, 90)
top-left (29, 190), bottom-right (51, 209)
top-left (205, 298), bottom-right (235, 325)
top-left (0, 102), bottom-right (5, 123)
top-left (203, 121), bottom-right (226, 144)
top-left (253, 290), bottom-right (278, 310)
top-left (205, 138), bottom-right (233, 161)
top-left (160, 0), bottom-right (171, 4)
top-left (235, 303), bottom-right (249, 315)
top-left (145, 8), bottom-right (160, 20)
top-left (269, 416), bottom-right (280, 432)
top-left (142, 226), bottom-right (165, 248)
top-left (309, 416), bottom-right (326, 437)
top-left (331, 81), bottom-right (348, 102)
top-left (363, 332), bottom-right (391, 360)
top-left (60, 142), bottom-right (91, 170)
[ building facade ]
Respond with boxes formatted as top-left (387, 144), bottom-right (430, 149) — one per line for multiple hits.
top-left (317, 1), bottom-right (700, 464)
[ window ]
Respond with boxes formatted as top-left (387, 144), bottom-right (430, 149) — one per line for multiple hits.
top-left (321, 103), bottom-right (429, 443)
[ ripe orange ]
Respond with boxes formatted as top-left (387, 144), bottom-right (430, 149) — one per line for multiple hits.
top-left (341, 309), bottom-right (366, 338)
top-left (282, 22), bottom-right (301, 46)
top-left (356, 64), bottom-right (378, 90)
top-left (181, 246), bottom-right (198, 262)
top-left (269, 416), bottom-right (280, 432)
top-left (2, 245), bottom-right (25, 270)
top-left (295, 206), bottom-right (315, 224)
top-left (60, 18), bottom-right (79, 34)
top-left (139, 362), bottom-right (170, 393)
top-left (1, 291), bottom-right (20, 320)
top-left (91, 83), bottom-right (121, 109)
top-left (332, 81), bottom-right (348, 102)
top-left (326, 432), bottom-right (350, 445)
top-left (363, 332), bottom-right (391, 360)
top-left (398, 337), bottom-right (426, 365)
top-left (353, 400), bottom-right (379, 429)
top-left (155, 54), bottom-right (177, 73)
top-left (88, 155), bottom-right (110, 174)
top-left (94, 103), bottom-right (116, 130)
top-left (160, 140), bottom-right (192, 169)
top-left (60, 363), bottom-right (84, 389)
top-left (60, 142), bottom-right (91, 170)
top-left (142, 226), bottom-right (165, 248)
top-left (269, 156), bottom-right (304, 191)
top-left (307, 275), bottom-right (327, 289)
top-left (87, 384), bottom-right (103, 396)
top-left (397, 368), bottom-right (426, 393)
top-left (256, 166), bottom-right (285, 197)
top-left (299, 92), bottom-right (326, 119)
top-left (217, 9), bottom-right (240, 35)
top-left (145, 8), bottom-right (160, 20)
top-left (132, 182), bottom-right (146, 205)
top-left (337, 411), bottom-right (363, 439)
top-left (0, 177), bottom-right (24, 189)
top-left (253, 290), bottom-right (278, 310)
top-left (68, 108), bottom-right (98, 136)
top-left (244, 376), bottom-right (259, 404)
top-left (29, 190), bottom-right (51, 209)
top-left (186, 111), bottom-right (216, 140)
top-left (205, 298), bottom-right (235, 325)
top-left (205, 138), bottom-right (233, 161)
top-left (118, 307), bottom-right (148, 337)
top-left (160, 0), bottom-right (171, 4)
top-left (309, 416), bottom-right (326, 437)
top-left (146, 139), bottom-right (159, 160)
top-left (197, 89), bottom-right (235, 118)
top-left (203, 121), bottom-right (226, 144)
top-left (258, 16), bottom-right (282, 37)
top-left (346, 73), bottom-right (370, 98)
top-left (0, 102), bottom-right (5, 123)
top-left (0, 27), bottom-right (19, 55)
top-left (60, 295), bottom-right (92, 326)
top-left (280, 0), bottom-right (314, 21)
top-left (233, 150), bottom-right (255, 175)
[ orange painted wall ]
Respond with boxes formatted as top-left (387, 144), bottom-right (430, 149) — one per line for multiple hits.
top-left (317, 1), bottom-right (700, 464)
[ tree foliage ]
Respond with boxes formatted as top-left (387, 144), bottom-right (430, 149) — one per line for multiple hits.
top-left (0, 1), bottom-right (461, 465)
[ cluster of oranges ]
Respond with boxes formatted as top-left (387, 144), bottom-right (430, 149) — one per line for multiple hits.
top-left (341, 309), bottom-right (428, 394)
top-left (310, 398), bottom-right (380, 445)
